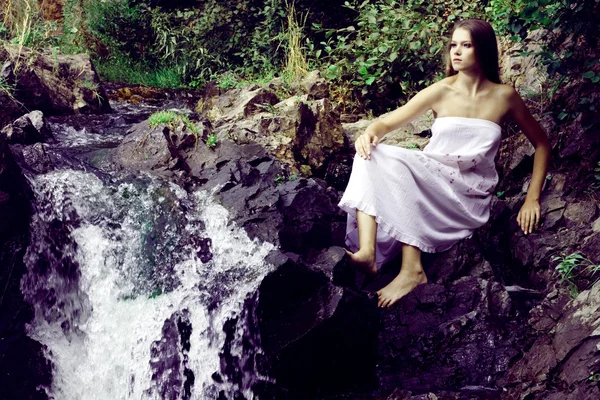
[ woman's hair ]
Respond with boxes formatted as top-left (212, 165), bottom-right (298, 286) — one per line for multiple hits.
top-left (445, 19), bottom-right (501, 84)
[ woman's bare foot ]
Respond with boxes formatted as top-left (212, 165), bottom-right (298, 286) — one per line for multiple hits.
top-left (344, 248), bottom-right (377, 276)
top-left (377, 268), bottom-right (428, 308)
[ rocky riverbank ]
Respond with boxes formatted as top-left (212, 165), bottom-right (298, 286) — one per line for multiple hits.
top-left (0, 45), bottom-right (599, 400)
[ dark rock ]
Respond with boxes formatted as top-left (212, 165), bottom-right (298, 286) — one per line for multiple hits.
top-left (115, 121), bottom-right (176, 176)
top-left (277, 178), bottom-right (345, 252)
top-left (256, 255), bottom-right (379, 396)
top-left (303, 245), bottom-right (346, 281)
top-left (424, 238), bottom-right (485, 284)
top-left (1, 111), bottom-right (52, 144)
top-left (0, 135), bottom-right (31, 239)
top-left (564, 200), bottom-right (597, 227)
top-left (324, 152), bottom-right (354, 191)
top-left (3, 44), bottom-right (111, 115)
top-left (378, 277), bottom-right (518, 395)
top-left (582, 231), bottom-right (600, 264)
top-left (503, 284), bottom-right (600, 400)
top-left (0, 236), bottom-right (52, 400)
top-left (147, 310), bottom-right (194, 400)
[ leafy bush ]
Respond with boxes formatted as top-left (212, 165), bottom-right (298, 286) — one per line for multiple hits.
top-left (309, 0), bottom-right (488, 114)
top-left (552, 252), bottom-right (600, 298)
top-left (83, 0), bottom-right (154, 60)
top-left (148, 0), bottom-right (291, 87)
top-left (487, 0), bottom-right (600, 120)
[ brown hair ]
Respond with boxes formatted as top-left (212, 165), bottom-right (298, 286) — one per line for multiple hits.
top-left (445, 19), bottom-right (501, 84)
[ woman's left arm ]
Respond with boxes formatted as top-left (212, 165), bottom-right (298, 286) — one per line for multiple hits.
top-left (507, 87), bottom-right (552, 235)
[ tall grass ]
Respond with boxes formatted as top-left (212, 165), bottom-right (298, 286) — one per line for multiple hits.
top-left (283, 1), bottom-right (308, 81)
top-left (94, 54), bottom-right (185, 89)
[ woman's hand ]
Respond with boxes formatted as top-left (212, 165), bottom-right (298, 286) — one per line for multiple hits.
top-left (517, 198), bottom-right (541, 235)
top-left (355, 132), bottom-right (380, 160)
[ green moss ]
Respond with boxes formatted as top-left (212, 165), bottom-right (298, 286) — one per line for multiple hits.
top-left (148, 111), bottom-right (199, 134)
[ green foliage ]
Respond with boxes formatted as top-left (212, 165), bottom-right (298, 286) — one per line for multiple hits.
top-left (148, 0), bottom-right (287, 87)
top-left (274, 172), bottom-right (298, 185)
top-left (0, 76), bottom-right (19, 105)
top-left (148, 111), bottom-right (199, 134)
top-left (206, 134), bottom-right (218, 148)
top-left (487, 0), bottom-right (600, 120)
top-left (309, 0), bottom-right (487, 113)
top-left (84, 0), bottom-right (153, 60)
top-left (148, 111), bottom-right (221, 149)
top-left (552, 252), bottom-right (600, 298)
top-left (94, 53), bottom-right (184, 88)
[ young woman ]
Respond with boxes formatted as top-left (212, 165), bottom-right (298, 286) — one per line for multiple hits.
top-left (339, 19), bottom-right (551, 308)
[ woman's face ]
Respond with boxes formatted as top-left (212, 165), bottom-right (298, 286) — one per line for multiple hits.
top-left (449, 28), bottom-right (478, 72)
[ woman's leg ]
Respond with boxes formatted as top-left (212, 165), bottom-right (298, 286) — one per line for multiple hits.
top-left (345, 210), bottom-right (378, 275)
top-left (377, 244), bottom-right (428, 308)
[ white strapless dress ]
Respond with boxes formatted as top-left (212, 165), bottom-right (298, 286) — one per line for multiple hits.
top-left (338, 116), bottom-right (502, 267)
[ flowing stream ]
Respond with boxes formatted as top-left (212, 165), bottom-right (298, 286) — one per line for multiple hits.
top-left (18, 103), bottom-right (274, 399)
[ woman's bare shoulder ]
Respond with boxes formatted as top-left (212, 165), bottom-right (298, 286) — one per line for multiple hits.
top-left (432, 76), bottom-right (458, 90)
top-left (492, 83), bottom-right (519, 99)
top-left (422, 76), bottom-right (457, 97)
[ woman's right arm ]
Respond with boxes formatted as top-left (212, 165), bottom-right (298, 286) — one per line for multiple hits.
top-left (355, 82), bottom-right (445, 159)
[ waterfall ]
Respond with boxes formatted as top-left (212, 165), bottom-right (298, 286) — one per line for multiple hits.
top-left (20, 167), bottom-right (274, 399)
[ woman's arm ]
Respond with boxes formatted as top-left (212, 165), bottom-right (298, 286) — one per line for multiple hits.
top-left (355, 82), bottom-right (445, 159)
top-left (507, 87), bottom-right (551, 235)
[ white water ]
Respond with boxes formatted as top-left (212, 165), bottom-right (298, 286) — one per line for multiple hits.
top-left (24, 170), bottom-right (274, 399)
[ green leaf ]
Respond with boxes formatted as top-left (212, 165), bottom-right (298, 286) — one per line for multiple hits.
top-left (365, 76), bottom-right (376, 85)
top-left (582, 71), bottom-right (595, 79)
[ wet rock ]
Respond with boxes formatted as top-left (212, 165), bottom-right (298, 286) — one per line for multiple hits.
top-left (147, 310), bottom-right (194, 400)
top-left (256, 253), bottom-right (379, 396)
top-left (2, 44), bottom-right (111, 115)
top-left (18, 143), bottom-right (56, 174)
top-left (116, 120), bottom-right (176, 176)
top-left (503, 284), bottom-right (600, 399)
top-left (377, 277), bottom-right (517, 395)
top-left (0, 135), bottom-right (31, 239)
top-left (0, 236), bottom-right (51, 400)
top-left (277, 178), bottom-right (345, 252)
top-left (1, 111), bottom-right (52, 144)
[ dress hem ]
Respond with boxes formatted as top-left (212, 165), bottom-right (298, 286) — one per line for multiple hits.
top-left (339, 199), bottom-right (469, 254)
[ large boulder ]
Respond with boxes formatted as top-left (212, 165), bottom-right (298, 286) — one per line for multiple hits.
top-left (374, 277), bottom-right (516, 397)
top-left (503, 284), bottom-right (600, 399)
top-left (205, 85), bottom-right (345, 176)
top-left (2, 44), bottom-right (111, 115)
top-left (253, 249), bottom-right (379, 397)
